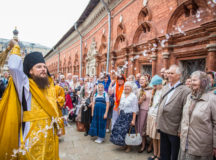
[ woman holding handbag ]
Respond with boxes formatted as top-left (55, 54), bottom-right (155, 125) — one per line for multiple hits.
top-left (110, 81), bottom-right (139, 152)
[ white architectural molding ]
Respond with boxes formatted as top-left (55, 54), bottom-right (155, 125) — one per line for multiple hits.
top-left (86, 39), bottom-right (98, 76)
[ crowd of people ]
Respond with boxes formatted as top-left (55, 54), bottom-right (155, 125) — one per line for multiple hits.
top-left (0, 40), bottom-right (215, 160)
top-left (1, 40), bottom-right (215, 160)
top-left (53, 64), bottom-right (216, 160)
top-left (0, 71), bottom-right (9, 98)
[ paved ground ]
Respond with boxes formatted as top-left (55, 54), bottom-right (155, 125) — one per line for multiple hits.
top-left (59, 123), bottom-right (152, 160)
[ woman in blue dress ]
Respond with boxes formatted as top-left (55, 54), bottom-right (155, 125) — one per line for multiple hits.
top-left (88, 83), bottom-right (110, 143)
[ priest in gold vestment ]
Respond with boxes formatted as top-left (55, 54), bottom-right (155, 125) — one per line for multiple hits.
top-left (0, 40), bottom-right (63, 160)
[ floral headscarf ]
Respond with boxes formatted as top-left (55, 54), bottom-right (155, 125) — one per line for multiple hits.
top-left (191, 71), bottom-right (210, 100)
top-left (189, 71), bottom-right (210, 117)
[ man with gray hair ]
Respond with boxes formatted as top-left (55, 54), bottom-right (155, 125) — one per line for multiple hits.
top-left (157, 64), bottom-right (190, 160)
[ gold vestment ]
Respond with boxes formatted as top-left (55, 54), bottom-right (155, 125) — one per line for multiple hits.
top-left (0, 45), bottom-right (62, 160)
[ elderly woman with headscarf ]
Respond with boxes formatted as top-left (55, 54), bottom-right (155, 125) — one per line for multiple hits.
top-left (207, 71), bottom-right (216, 95)
top-left (146, 75), bottom-right (163, 160)
top-left (178, 71), bottom-right (216, 160)
top-left (71, 75), bottom-right (80, 92)
top-left (88, 83), bottom-right (109, 144)
top-left (110, 81), bottom-right (139, 152)
top-left (136, 75), bottom-right (152, 153)
top-left (79, 82), bottom-right (93, 136)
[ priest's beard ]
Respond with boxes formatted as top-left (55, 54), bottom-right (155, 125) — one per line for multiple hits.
top-left (31, 74), bottom-right (49, 89)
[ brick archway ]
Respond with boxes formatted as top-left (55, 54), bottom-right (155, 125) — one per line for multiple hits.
top-left (117, 23), bottom-right (126, 36)
top-left (114, 34), bottom-right (128, 51)
top-left (99, 34), bottom-right (107, 54)
top-left (82, 47), bottom-right (88, 77)
top-left (166, 0), bottom-right (216, 74)
top-left (73, 53), bottom-right (79, 75)
top-left (68, 56), bottom-right (72, 73)
top-left (63, 58), bottom-right (66, 75)
top-left (167, 0), bottom-right (212, 33)
top-left (138, 6), bottom-right (152, 25)
top-left (133, 21), bottom-right (158, 44)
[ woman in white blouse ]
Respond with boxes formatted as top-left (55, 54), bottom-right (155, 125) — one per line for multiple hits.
top-left (110, 81), bottom-right (139, 152)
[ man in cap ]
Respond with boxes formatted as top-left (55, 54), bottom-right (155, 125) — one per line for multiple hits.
top-left (0, 40), bottom-right (62, 159)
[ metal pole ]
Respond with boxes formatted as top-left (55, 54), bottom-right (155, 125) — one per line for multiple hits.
top-left (75, 23), bottom-right (83, 78)
top-left (100, 0), bottom-right (111, 74)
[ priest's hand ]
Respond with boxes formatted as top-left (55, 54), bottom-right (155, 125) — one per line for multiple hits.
top-left (57, 129), bottom-right (63, 137)
top-left (8, 39), bottom-right (18, 50)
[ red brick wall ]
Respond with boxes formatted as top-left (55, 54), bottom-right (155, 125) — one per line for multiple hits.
top-left (46, 0), bottom-right (216, 78)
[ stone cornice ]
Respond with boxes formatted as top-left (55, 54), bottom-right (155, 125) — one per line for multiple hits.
top-left (150, 54), bottom-right (157, 61)
top-left (168, 37), bottom-right (209, 49)
top-left (172, 48), bottom-right (207, 58)
top-left (208, 34), bottom-right (216, 40)
top-left (45, 49), bottom-right (59, 61)
top-left (206, 43), bottom-right (216, 52)
top-left (162, 52), bottom-right (170, 59)
top-left (46, 0), bottom-right (123, 61)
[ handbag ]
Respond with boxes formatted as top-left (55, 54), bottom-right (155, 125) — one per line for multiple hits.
top-left (76, 121), bottom-right (85, 132)
top-left (125, 126), bottom-right (142, 146)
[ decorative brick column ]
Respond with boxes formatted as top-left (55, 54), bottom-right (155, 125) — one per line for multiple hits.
top-left (206, 43), bottom-right (216, 71)
top-left (162, 51), bottom-right (170, 69)
top-left (151, 54), bottom-right (157, 76)
top-left (82, 61), bottom-right (85, 77)
top-left (110, 51), bottom-right (116, 71)
top-left (131, 55), bottom-right (138, 75)
top-left (131, 60), bottom-right (135, 75)
top-left (131, 46), bottom-right (138, 75)
top-left (206, 31), bottom-right (216, 71)
top-left (95, 56), bottom-right (100, 77)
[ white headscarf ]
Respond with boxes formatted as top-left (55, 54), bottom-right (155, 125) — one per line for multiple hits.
top-left (60, 75), bottom-right (65, 80)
